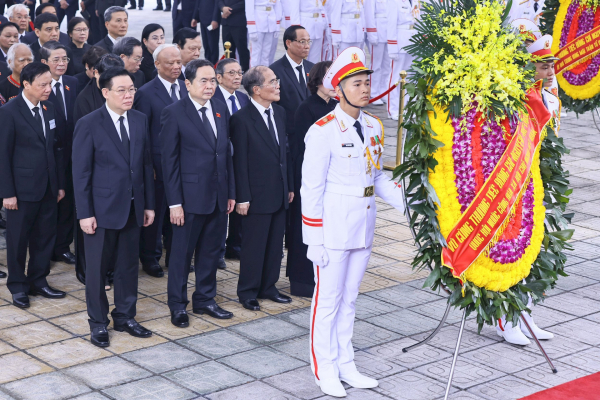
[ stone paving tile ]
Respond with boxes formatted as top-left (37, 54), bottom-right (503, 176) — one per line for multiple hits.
top-left (353, 350), bottom-right (408, 379)
top-left (27, 338), bottom-right (111, 369)
top-left (49, 311), bottom-right (93, 336)
top-left (0, 340), bottom-right (16, 356)
top-left (554, 273), bottom-right (598, 291)
top-left (26, 295), bottom-right (87, 319)
top-left (366, 309), bottom-right (441, 336)
top-left (71, 394), bottom-right (110, 400)
top-left (551, 318), bottom-right (600, 345)
top-left (2, 372), bottom-right (90, 400)
top-left (229, 316), bottom-right (308, 345)
top-left (219, 347), bottom-right (307, 379)
top-left (122, 342), bottom-right (208, 373)
top-left (520, 333), bottom-right (591, 360)
top-left (0, 391), bottom-right (15, 400)
top-left (358, 272), bottom-right (399, 293)
top-left (375, 370), bottom-right (458, 399)
top-left (0, 352), bottom-right (54, 384)
top-left (434, 393), bottom-right (486, 400)
top-left (365, 285), bottom-right (442, 308)
top-left (409, 299), bottom-right (465, 325)
top-left (541, 292), bottom-right (600, 317)
top-left (277, 308), bottom-right (311, 330)
top-left (95, 329), bottom-right (168, 354)
top-left (523, 305), bottom-right (578, 329)
top-left (0, 305), bottom-right (40, 330)
top-left (355, 294), bottom-right (401, 320)
top-left (412, 325), bottom-right (500, 354)
top-left (141, 314), bottom-right (220, 341)
top-left (316, 388), bottom-right (390, 399)
top-left (352, 320), bottom-right (403, 349)
top-left (467, 375), bottom-right (546, 400)
top-left (177, 330), bottom-right (259, 359)
top-left (366, 338), bottom-right (452, 369)
top-left (558, 347), bottom-right (600, 373)
top-left (204, 301), bottom-right (269, 328)
top-left (514, 361), bottom-right (590, 389)
top-left (415, 358), bottom-right (506, 390)
top-left (0, 321), bottom-right (72, 349)
top-left (270, 336), bottom-right (310, 363)
top-left (102, 376), bottom-right (197, 400)
top-left (64, 356), bottom-right (152, 389)
top-left (263, 366), bottom-right (323, 400)
top-left (207, 380), bottom-right (301, 400)
top-left (572, 282), bottom-right (600, 300)
top-left (163, 361), bottom-right (253, 395)
top-left (461, 342), bottom-right (547, 374)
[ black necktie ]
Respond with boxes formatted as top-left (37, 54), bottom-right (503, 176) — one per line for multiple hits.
top-left (534, 1), bottom-right (539, 12)
top-left (119, 116), bottom-right (130, 160)
top-left (229, 95), bottom-right (238, 113)
top-left (170, 83), bottom-right (179, 103)
top-left (353, 121), bottom-right (364, 143)
top-left (264, 109), bottom-right (278, 146)
top-left (54, 81), bottom-right (66, 116)
top-left (200, 107), bottom-right (216, 145)
top-left (32, 106), bottom-right (44, 136)
top-left (296, 65), bottom-right (306, 90)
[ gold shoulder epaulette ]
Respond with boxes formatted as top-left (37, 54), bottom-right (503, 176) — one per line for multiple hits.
top-left (363, 110), bottom-right (380, 120)
top-left (519, 0), bottom-right (529, 5)
top-left (315, 113), bottom-right (335, 127)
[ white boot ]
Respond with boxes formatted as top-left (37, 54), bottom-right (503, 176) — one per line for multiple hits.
top-left (497, 320), bottom-right (530, 345)
top-left (315, 377), bottom-right (347, 398)
top-left (340, 370), bottom-right (379, 389)
top-left (520, 307), bottom-right (554, 340)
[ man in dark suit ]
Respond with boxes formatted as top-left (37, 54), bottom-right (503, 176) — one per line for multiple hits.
top-left (218, 0), bottom-right (249, 71)
top-left (0, 60), bottom-right (9, 81)
top-left (40, 41), bottom-right (78, 265)
top-left (231, 66), bottom-right (294, 311)
top-left (191, 0), bottom-right (220, 65)
top-left (161, 59), bottom-right (235, 326)
top-left (96, 0), bottom-right (127, 38)
top-left (30, 13), bottom-right (60, 62)
top-left (94, 6), bottom-right (128, 53)
top-left (173, 28), bottom-right (201, 81)
top-left (134, 44), bottom-right (187, 278)
top-left (54, 0), bottom-right (78, 28)
top-left (72, 67), bottom-right (155, 348)
top-left (214, 58), bottom-right (248, 264)
top-left (21, 5), bottom-right (71, 47)
top-left (0, 62), bottom-right (67, 309)
top-left (114, 37), bottom-right (145, 88)
top-left (171, 0), bottom-right (195, 37)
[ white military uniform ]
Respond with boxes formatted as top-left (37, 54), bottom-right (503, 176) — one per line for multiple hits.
top-left (246, 0), bottom-right (283, 67)
top-left (288, 0), bottom-right (328, 63)
top-left (543, 88), bottom-right (561, 132)
top-left (282, 0), bottom-right (292, 28)
top-left (301, 48), bottom-right (404, 393)
top-left (516, 0), bottom-right (545, 26)
top-left (325, 0), bottom-right (366, 57)
top-left (365, 0), bottom-right (393, 102)
top-left (387, 0), bottom-right (421, 119)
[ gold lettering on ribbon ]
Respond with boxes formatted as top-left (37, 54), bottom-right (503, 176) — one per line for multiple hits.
top-left (556, 25), bottom-right (600, 74)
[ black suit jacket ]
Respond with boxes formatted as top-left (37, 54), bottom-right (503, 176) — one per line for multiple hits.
top-left (0, 61), bottom-right (9, 82)
top-left (230, 102), bottom-right (293, 214)
top-left (72, 106), bottom-right (155, 229)
top-left (269, 55), bottom-right (313, 156)
top-left (160, 97), bottom-right (234, 214)
top-left (0, 94), bottom-right (65, 201)
top-left (193, 0), bottom-right (221, 25)
top-left (73, 78), bottom-right (104, 124)
top-left (172, 0), bottom-right (196, 21)
top-left (217, 0), bottom-right (246, 26)
top-left (133, 76), bottom-right (188, 181)
top-left (96, 0), bottom-right (127, 20)
top-left (213, 87), bottom-right (249, 110)
top-left (21, 31), bottom-right (70, 46)
top-left (48, 75), bottom-right (78, 149)
top-left (94, 36), bottom-right (115, 53)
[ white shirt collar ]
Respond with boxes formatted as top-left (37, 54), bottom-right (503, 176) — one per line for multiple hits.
top-left (105, 103), bottom-right (127, 124)
top-left (250, 97), bottom-right (273, 116)
top-left (188, 94), bottom-right (211, 112)
top-left (107, 34), bottom-right (119, 44)
top-left (335, 104), bottom-right (363, 127)
top-left (181, 65), bottom-right (186, 77)
top-left (285, 52), bottom-right (303, 69)
top-left (157, 74), bottom-right (179, 95)
top-left (219, 85), bottom-right (236, 100)
top-left (22, 93), bottom-right (40, 110)
top-left (0, 48), bottom-right (6, 58)
top-left (52, 76), bottom-right (64, 89)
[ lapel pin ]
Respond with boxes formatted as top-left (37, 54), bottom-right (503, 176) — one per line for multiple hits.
top-left (43, 105), bottom-right (47, 111)
top-left (65, 85), bottom-right (70, 91)
top-left (216, 113), bottom-right (221, 118)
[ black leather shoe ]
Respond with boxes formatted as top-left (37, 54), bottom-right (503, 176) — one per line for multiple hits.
top-left (163, 7), bottom-right (171, 11)
top-left (12, 292), bottom-right (30, 309)
top-left (193, 303), bottom-right (233, 319)
top-left (152, 6), bottom-right (163, 10)
top-left (263, 293), bottom-right (292, 304)
top-left (0, 270), bottom-right (6, 279)
top-left (224, 247), bottom-right (240, 260)
top-left (114, 319), bottom-right (152, 338)
top-left (189, 264), bottom-right (195, 273)
top-left (217, 258), bottom-right (226, 270)
top-left (91, 327), bottom-right (110, 347)
top-left (143, 263), bottom-right (164, 278)
top-left (29, 286), bottom-right (66, 299)
top-left (0, 217), bottom-right (6, 229)
top-left (52, 251), bottom-right (76, 264)
top-left (76, 267), bottom-right (85, 285)
top-left (241, 299), bottom-right (260, 311)
top-left (170, 310), bottom-right (189, 327)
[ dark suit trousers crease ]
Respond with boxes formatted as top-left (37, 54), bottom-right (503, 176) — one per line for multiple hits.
top-left (237, 205), bottom-right (286, 301)
top-left (55, 159), bottom-right (75, 255)
top-left (224, 211), bottom-right (242, 253)
top-left (222, 25), bottom-right (250, 71)
top-left (5, 183), bottom-right (57, 294)
top-left (57, 7), bottom-right (77, 26)
top-left (173, 11), bottom-right (193, 37)
top-left (84, 202), bottom-right (140, 329)
top-left (140, 175), bottom-right (170, 266)
top-left (200, 22), bottom-right (220, 64)
top-left (167, 205), bottom-right (226, 310)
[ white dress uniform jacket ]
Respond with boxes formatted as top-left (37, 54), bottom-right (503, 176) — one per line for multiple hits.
top-left (288, 0), bottom-right (327, 62)
top-left (365, 0), bottom-right (393, 98)
top-left (543, 88), bottom-right (561, 132)
top-left (326, 0), bottom-right (366, 53)
top-left (247, 0), bottom-right (282, 67)
top-left (516, 0), bottom-right (545, 26)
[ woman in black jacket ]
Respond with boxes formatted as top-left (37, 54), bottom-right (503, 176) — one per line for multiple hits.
top-left (286, 61), bottom-right (338, 297)
top-left (67, 17), bottom-right (92, 76)
top-left (139, 23), bottom-right (165, 83)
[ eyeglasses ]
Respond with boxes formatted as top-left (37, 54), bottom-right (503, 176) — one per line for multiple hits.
top-left (73, 28), bottom-right (89, 33)
top-left (129, 56), bottom-right (144, 63)
top-left (260, 78), bottom-right (280, 88)
top-left (293, 39), bottom-right (312, 46)
top-left (110, 87), bottom-right (137, 96)
top-left (225, 70), bottom-right (243, 77)
top-left (150, 35), bottom-right (165, 41)
top-left (49, 57), bottom-right (70, 64)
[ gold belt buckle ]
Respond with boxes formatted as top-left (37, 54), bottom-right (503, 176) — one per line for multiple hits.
top-left (266, 6), bottom-right (272, 11)
top-left (363, 186), bottom-right (374, 197)
top-left (354, 13), bottom-right (360, 18)
top-left (313, 12), bottom-right (319, 17)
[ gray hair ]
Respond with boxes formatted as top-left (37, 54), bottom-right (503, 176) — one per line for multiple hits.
top-left (6, 43), bottom-right (32, 71)
top-left (215, 58), bottom-right (240, 76)
top-left (152, 43), bottom-right (178, 62)
top-left (242, 66), bottom-right (267, 96)
top-left (113, 36), bottom-right (141, 57)
top-left (104, 6), bottom-right (127, 22)
top-left (5, 4), bottom-right (29, 19)
top-left (39, 41), bottom-right (67, 61)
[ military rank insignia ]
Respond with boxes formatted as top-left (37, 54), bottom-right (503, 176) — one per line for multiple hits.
top-left (316, 113), bottom-right (335, 126)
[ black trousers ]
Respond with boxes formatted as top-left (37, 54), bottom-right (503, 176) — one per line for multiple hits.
top-left (224, 210), bottom-right (242, 255)
top-left (167, 205), bottom-right (226, 310)
top-left (55, 159), bottom-right (75, 256)
top-left (129, 0), bottom-right (143, 7)
top-left (87, 5), bottom-right (102, 45)
top-left (84, 201), bottom-right (140, 329)
top-left (222, 24), bottom-right (250, 71)
top-left (155, 0), bottom-right (171, 9)
top-left (5, 183), bottom-right (57, 294)
top-left (237, 205), bottom-right (285, 301)
top-left (200, 22), bottom-right (220, 64)
top-left (57, 6), bottom-right (77, 26)
top-left (139, 177), bottom-right (170, 267)
top-left (172, 10), bottom-right (193, 37)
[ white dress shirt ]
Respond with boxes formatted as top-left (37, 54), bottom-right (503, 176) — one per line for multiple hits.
top-left (285, 52), bottom-right (304, 82)
top-left (107, 34), bottom-right (118, 44)
top-left (218, 85), bottom-right (241, 115)
top-left (105, 103), bottom-right (130, 140)
top-left (181, 65), bottom-right (186, 78)
top-left (189, 94), bottom-right (217, 137)
top-left (0, 49), bottom-right (6, 60)
top-left (52, 76), bottom-right (67, 116)
top-left (158, 74), bottom-right (181, 100)
top-left (22, 94), bottom-right (46, 137)
top-left (250, 97), bottom-right (279, 144)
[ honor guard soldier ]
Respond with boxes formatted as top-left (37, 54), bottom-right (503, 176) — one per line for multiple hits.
top-left (288, 0), bottom-right (328, 63)
top-left (516, 0), bottom-right (545, 26)
top-left (386, 0), bottom-right (421, 120)
top-left (301, 47), bottom-right (405, 397)
top-left (365, 0), bottom-right (393, 105)
top-left (325, 0), bottom-right (366, 58)
top-left (282, 0), bottom-right (292, 28)
top-left (246, 0), bottom-right (283, 67)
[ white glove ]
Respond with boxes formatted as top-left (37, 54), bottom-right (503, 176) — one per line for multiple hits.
top-left (307, 245), bottom-right (329, 267)
top-left (367, 33), bottom-right (377, 45)
top-left (389, 52), bottom-right (400, 61)
top-left (249, 32), bottom-right (258, 42)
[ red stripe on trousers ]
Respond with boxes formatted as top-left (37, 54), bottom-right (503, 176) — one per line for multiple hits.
top-left (311, 266), bottom-right (321, 380)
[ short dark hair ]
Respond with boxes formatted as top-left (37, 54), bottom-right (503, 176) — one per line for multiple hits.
top-left (215, 58), bottom-right (240, 76)
top-left (21, 62), bottom-right (50, 85)
top-left (141, 23), bottom-right (164, 44)
top-left (99, 67), bottom-right (132, 90)
top-left (34, 13), bottom-right (59, 31)
top-left (173, 27), bottom-right (200, 49)
top-left (185, 59), bottom-right (214, 83)
top-left (113, 37), bottom-right (142, 57)
top-left (283, 25), bottom-right (306, 50)
top-left (0, 22), bottom-right (19, 35)
top-left (39, 41), bottom-right (67, 61)
top-left (82, 46), bottom-right (108, 69)
top-left (35, 3), bottom-right (56, 17)
top-left (67, 17), bottom-right (90, 35)
top-left (242, 66), bottom-right (267, 96)
top-left (307, 61), bottom-right (332, 94)
top-left (95, 53), bottom-right (124, 74)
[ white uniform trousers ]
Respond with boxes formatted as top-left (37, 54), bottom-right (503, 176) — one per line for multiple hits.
top-left (369, 42), bottom-right (392, 101)
top-left (250, 32), bottom-right (279, 67)
top-left (309, 246), bottom-right (371, 380)
top-left (322, 34), bottom-right (334, 61)
top-left (336, 42), bottom-right (364, 58)
top-left (308, 35), bottom-right (325, 63)
top-left (387, 53), bottom-right (413, 119)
